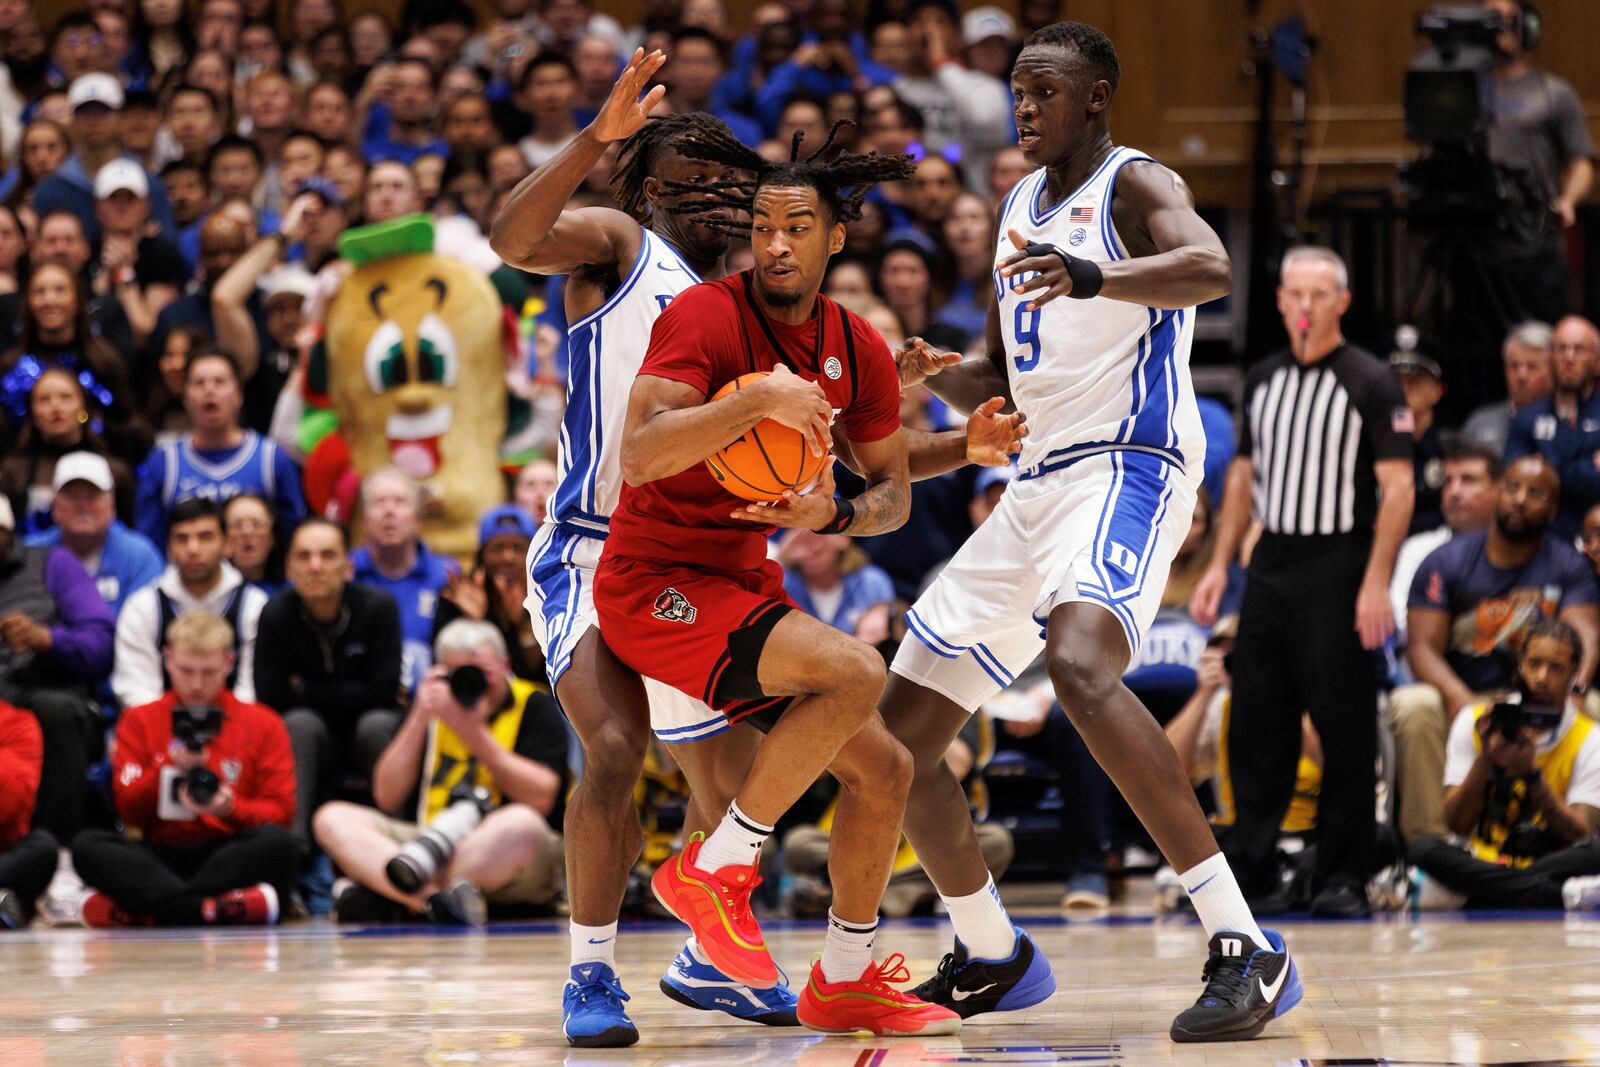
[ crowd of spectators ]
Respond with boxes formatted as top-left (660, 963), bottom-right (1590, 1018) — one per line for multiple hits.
top-left (0, 0), bottom-right (1595, 930)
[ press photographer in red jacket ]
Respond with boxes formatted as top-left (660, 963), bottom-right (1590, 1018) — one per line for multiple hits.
top-left (71, 612), bottom-right (296, 926)
top-left (0, 701), bottom-right (57, 929)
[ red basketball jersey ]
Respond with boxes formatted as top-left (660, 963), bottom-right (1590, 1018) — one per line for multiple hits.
top-left (604, 271), bottom-right (901, 572)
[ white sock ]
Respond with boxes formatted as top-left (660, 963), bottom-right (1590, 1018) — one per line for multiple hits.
top-left (1179, 853), bottom-right (1269, 951)
top-left (820, 910), bottom-right (877, 983)
top-left (570, 920), bottom-right (618, 971)
top-left (696, 801), bottom-right (772, 872)
top-left (938, 875), bottom-right (1017, 960)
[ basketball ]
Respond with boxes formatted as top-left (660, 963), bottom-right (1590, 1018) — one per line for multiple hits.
top-left (704, 372), bottom-right (828, 502)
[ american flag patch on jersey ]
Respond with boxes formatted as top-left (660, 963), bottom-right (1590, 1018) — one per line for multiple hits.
top-left (1069, 206), bottom-right (1094, 223)
top-left (1392, 407), bottom-right (1415, 433)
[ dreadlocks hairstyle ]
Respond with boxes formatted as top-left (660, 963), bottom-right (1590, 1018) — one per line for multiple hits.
top-left (609, 113), bottom-right (739, 222)
top-left (1023, 21), bottom-right (1121, 94)
top-left (657, 120), bottom-right (915, 240)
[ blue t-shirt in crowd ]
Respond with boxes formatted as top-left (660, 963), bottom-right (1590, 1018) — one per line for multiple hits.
top-left (362, 103), bottom-right (450, 165)
top-left (1504, 391), bottom-right (1600, 539)
top-left (783, 563), bottom-right (896, 636)
top-left (24, 521), bottom-right (163, 617)
top-left (1196, 395), bottom-right (1236, 506)
top-left (350, 541), bottom-right (460, 693)
top-left (134, 431), bottom-right (306, 547)
top-left (1407, 526), bottom-right (1599, 691)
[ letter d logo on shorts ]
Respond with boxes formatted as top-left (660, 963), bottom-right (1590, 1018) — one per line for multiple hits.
top-left (652, 588), bottom-right (698, 624)
top-left (1106, 541), bottom-right (1139, 576)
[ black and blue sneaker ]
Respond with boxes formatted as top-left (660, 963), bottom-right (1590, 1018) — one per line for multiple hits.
top-left (563, 963), bottom-right (638, 1048)
top-left (1170, 929), bottom-right (1301, 1042)
top-left (908, 927), bottom-right (1057, 1018)
top-left (659, 939), bottom-right (799, 1025)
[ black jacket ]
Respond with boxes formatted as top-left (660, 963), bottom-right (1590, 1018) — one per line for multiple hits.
top-left (253, 583), bottom-right (402, 720)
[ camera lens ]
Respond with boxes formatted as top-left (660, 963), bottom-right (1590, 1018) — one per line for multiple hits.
top-left (448, 664), bottom-right (489, 708)
top-left (186, 766), bottom-right (221, 805)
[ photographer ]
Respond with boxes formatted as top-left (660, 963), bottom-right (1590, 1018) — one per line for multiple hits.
top-left (1483, 0), bottom-right (1594, 324)
top-left (313, 620), bottom-right (567, 924)
top-left (0, 701), bottom-right (57, 929)
top-left (72, 612), bottom-right (295, 927)
top-left (1408, 618), bottom-right (1600, 909)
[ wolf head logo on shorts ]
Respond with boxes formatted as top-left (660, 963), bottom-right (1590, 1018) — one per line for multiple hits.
top-left (652, 588), bottom-right (698, 624)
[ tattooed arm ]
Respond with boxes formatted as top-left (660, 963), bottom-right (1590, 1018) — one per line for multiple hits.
top-left (840, 428), bottom-right (912, 535)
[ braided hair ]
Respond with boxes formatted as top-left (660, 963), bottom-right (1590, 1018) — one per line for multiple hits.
top-left (609, 112), bottom-right (739, 221)
top-left (657, 120), bottom-right (915, 240)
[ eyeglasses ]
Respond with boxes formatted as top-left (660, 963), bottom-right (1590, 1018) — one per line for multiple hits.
top-left (228, 517), bottom-right (270, 532)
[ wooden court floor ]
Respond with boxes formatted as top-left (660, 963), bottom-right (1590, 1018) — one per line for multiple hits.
top-left (3, 910), bottom-right (1600, 1065)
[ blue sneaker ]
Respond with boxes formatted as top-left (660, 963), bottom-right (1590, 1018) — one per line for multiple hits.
top-left (659, 940), bottom-right (800, 1026)
top-left (1170, 929), bottom-right (1301, 1042)
top-left (908, 927), bottom-right (1056, 1018)
top-left (563, 963), bottom-right (638, 1047)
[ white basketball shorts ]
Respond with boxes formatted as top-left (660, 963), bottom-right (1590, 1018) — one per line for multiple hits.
top-left (892, 449), bottom-right (1199, 712)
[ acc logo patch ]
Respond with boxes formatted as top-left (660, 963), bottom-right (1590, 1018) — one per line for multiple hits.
top-left (652, 588), bottom-right (698, 624)
top-left (823, 356), bottom-right (843, 380)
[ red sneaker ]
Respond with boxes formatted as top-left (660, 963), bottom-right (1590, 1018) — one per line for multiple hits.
top-left (651, 833), bottom-right (777, 989)
top-left (80, 891), bottom-right (152, 928)
top-left (798, 954), bottom-right (963, 1037)
top-left (204, 883), bottom-right (280, 926)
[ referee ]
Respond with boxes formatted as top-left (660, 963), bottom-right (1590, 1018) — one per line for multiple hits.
top-left (1192, 246), bottom-right (1415, 918)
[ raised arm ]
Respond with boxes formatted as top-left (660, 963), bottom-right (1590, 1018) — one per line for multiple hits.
top-left (488, 48), bottom-right (665, 275)
top-left (1000, 160), bottom-right (1231, 311)
top-left (619, 365), bottom-right (832, 486)
top-left (212, 195), bottom-right (313, 380)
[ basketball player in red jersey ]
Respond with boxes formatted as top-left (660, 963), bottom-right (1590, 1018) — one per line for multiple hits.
top-left (593, 129), bottom-right (960, 1037)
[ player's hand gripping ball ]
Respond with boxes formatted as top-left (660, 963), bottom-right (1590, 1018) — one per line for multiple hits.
top-left (705, 371), bottom-right (830, 502)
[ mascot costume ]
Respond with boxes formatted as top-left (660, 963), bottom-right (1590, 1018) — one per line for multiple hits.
top-left (307, 215), bottom-right (515, 560)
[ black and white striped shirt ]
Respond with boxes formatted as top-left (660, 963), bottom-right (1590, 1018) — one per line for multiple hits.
top-left (1239, 344), bottom-right (1413, 536)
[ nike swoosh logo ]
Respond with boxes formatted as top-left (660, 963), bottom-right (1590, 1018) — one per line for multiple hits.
top-left (587, 938), bottom-right (613, 944)
top-left (951, 982), bottom-right (996, 1001)
top-left (1185, 874), bottom-right (1217, 894)
top-left (1257, 962), bottom-right (1289, 1003)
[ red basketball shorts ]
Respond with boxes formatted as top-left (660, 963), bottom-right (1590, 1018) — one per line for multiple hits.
top-left (593, 553), bottom-right (797, 726)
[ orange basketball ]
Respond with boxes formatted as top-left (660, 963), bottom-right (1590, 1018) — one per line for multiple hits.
top-left (704, 371), bottom-right (829, 502)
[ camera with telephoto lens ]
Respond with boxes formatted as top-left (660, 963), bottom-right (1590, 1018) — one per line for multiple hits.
top-left (1487, 698), bottom-right (1563, 743)
top-left (385, 783), bottom-right (493, 893)
top-left (446, 664), bottom-right (489, 708)
top-left (171, 705), bottom-right (224, 806)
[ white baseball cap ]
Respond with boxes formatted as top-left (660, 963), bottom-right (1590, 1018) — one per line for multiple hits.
top-left (94, 158), bottom-right (149, 200)
top-left (68, 73), bottom-right (125, 112)
top-left (963, 6), bottom-right (1019, 46)
top-left (53, 452), bottom-right (115, 493)
top-left (260, 265), bottom-right (316, 303)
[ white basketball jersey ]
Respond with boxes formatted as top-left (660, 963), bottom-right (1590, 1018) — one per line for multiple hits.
top-left (549, 229), bottom-right (704, 535)
top-left (993, 147), bottom-right (1205, 479)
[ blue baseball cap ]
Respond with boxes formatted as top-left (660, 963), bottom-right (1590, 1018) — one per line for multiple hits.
top-left (478, 505), bottom-right (537, 545)
top-left (294, 175), bottom-right (345, 210)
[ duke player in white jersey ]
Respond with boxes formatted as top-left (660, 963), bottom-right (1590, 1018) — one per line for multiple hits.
top-left (489, 52), bottom-right (797, 1046)
top-left (884, 23), bottom-right (1302, 1042)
